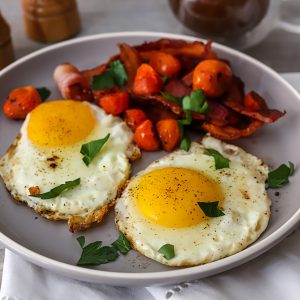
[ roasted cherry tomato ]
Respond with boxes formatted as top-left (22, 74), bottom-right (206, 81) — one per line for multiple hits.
top-left (156, 119), bottom-right (180, 151)
top-left (98, 91), bottom-right (129, 115)
top-left (124, 109), bottom-right (148, 130)
top-left (3, 86), bottom-right (42, 119)
top-left (193, 59), bottom-right (233, 98)
top-left (134, 119), bottom-right (160, 151)
top-left (149, 52), bottom-right (181, 78)
top-left (133, 64), bottom-right (162, 96)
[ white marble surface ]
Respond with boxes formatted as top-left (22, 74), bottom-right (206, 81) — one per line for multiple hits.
top-left (0, 0), bottom-right (299, 288)
top-left (0, 243), bottom-right (4, 285)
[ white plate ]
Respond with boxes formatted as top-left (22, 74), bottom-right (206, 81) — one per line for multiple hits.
top-left (0, 32), bottom-right (299, 286)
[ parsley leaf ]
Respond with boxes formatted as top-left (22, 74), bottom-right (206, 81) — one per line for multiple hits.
top-left (205, 148), bottom-right (230, 170)
top-left (180, 136), bottom-right (191, 151)
top-left (76, 238), bottom-right (119, 266)
top-left (267, 161), bottom-right (295, 189)
top-left (160, 91), bottom-right (181, 105)
top-left (110, 60), bottom-right (128, 87)
top-left (92, 71), bottom-right (115, 90)
top-left (36, 87), bottom-right (51, 101)
top-left (80, 134), bottom-right (110, 166)
top-left (92, 60), bottom-right (127, 90)
top-left (77, 236), bottom-right (85, 248)
top-left (111, 232), bottom-right (131, 255)
top-left (198, 201), bottom-right (225, 217)
top-left (158, 244), bottom-right (175, 260)
top-left (178, 110), bottom-right (192, 126)
top-left (177, 89), bottom-right (208, 152)
top-left (182, 89), bottom-right (208, 114)
top-left (29, 178), bottom-right (80, 199)
top-left (177, 111), bottom-right (192, 151)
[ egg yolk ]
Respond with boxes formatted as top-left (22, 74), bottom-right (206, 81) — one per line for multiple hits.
top-left (27, 100), bottom-right (96, 146)
top-left (136, 167), bottom-right (223, 228)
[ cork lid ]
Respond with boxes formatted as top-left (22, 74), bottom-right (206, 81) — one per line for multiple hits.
top-left (22, 0), bottom-right (78, 18)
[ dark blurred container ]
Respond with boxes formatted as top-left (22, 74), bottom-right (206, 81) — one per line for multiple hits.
top-left (169, 0), bottom-right (270, 40)
top-left (22, 0), bottom-right (81, 43)
top-left (0, 13), bottom-right (15, 70)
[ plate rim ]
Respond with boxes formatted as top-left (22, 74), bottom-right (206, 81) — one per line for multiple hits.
top-left (0, 31), bottom-right (299, 285)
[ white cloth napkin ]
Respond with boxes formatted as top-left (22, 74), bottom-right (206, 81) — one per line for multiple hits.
top-left (1, 228), bottom-right (299, 300)
top-left (1, 73), bottom-right (300, 300)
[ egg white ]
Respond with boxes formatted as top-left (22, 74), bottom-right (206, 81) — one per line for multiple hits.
top-left (115, 136), bottom-right (271, 266)
top-left (0, 102), bottom-right (140, 231)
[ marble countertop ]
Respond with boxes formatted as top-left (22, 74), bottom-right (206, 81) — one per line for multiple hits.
top-left (0, 0), bottom-right (299, 287)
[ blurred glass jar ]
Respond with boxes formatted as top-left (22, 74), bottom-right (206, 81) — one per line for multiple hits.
top-left (169, 0), bottom-right (269, 38)
top-left (169, 0), bottom-right (300, 49)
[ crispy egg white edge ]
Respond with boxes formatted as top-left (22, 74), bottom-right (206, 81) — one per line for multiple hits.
top-left (115, 136), bottom-right (271, 267)
top-left (0, 102), bottom-right (141, 223)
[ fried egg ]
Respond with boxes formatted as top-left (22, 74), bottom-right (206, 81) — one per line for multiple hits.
top-left (115, 136), bottom-right (271, 266)
top-left (0, 100), bottom-right (140, 232)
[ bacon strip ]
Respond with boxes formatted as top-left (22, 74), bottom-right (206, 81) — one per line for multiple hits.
top-left (138, 39), bottom-right (218, 62)
top-left (53, 63), bottom-right (93, 101)
top-left (119, 43), bottom-right (142, 88)
top-left (225, 76), bottom-right (245, 104)
top-left (224, 81), bottom-right (285, 123)
top-left (224, 100), bottom-right (285, 123)
top-left (207, 100), bottom-right (232, 127)
top-left (134, 39), bottom-right (191, 52)
top-left (201, 119), bottom-right (264, 140)
top-left (163, 79), bottom-right (191, 98)
top-left (182, 71), bottom-right (193, 87)
top-left (80, 63), bottom-right (107, 82)
top-left (133, 94), bottom-right (183, 115)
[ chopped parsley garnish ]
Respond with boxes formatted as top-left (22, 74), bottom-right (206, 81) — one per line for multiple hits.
top-left (92, 72), bottom-right (114, 90)
top-left (198, 201), bottom-right (225, 217)
top-left (158, 244), bottom-right (175, 260)
top-left (80, 134), bottom-right (110, 166)
top-left (76, 233), bottom-right (132, 266)
top-left (182, 89), bottom-right (208, 114)
top-left (177, 111), bottom-right (192, 151)
top-left (175, 89), bottom-right (208, 152)
top-left (29, 178), bottom-right (80, 199)
top-left (205, 148), bottom-right (230, 170)
top-left (111, 232), bottom-right (131, 255)
top-left (267, 161), bottom-right (294, 188)
top-left (109, 60), bottom-right (128, 87)
top-left (76, 237), bottom-right (119, 266)
top-left (178, 110), bottom-right (192, 126)
top-left (179, 136), bottom-right (191, 152)
top-left (77, 236), bottom-right (85, 248)
top-left (92, 60), bottom-right (128, 90)
top-left (36, 87), bottom-right (51, 101)
top-left (160, 91), bottom-right (181, 105)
